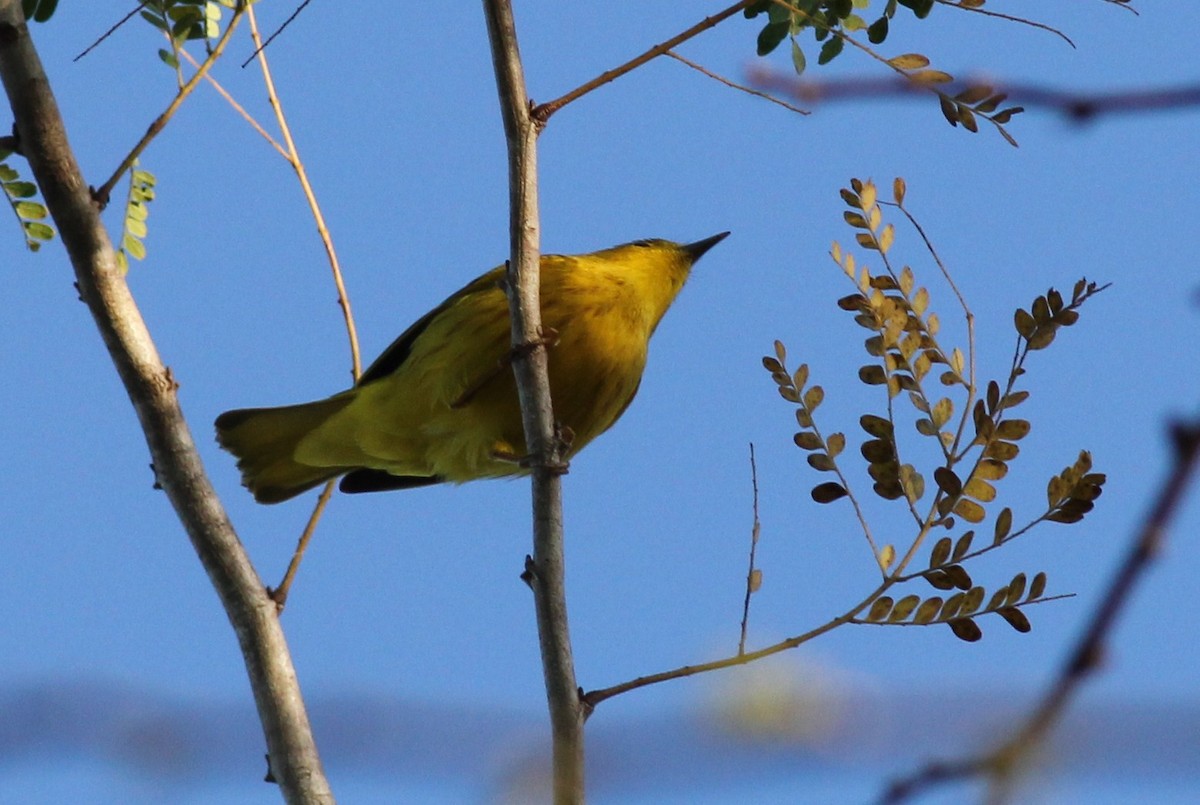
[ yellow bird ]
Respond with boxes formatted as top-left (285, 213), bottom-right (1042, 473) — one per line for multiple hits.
top-left (215, 233), bottom-right (728, 503)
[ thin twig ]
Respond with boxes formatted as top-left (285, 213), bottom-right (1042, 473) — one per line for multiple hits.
top-left (1102, 0), bottom-right (1139, 14)
top-left (93, 3), bottom-right (247, 206)
top-left (240, 5), bottom-right (362, 606)
top-left (240, 0), bottom-right (313, 67)
top-left (882, 420), bottom-right (1200, 804)
top-left (177, 47), bottom-right (288, 158)
top-left (738, 444), bottom-right (762, 655)
top-left (773, 346), bottom-right (886, 563)
top-left (270, 480), bottom-right (336, 609)
top-left (247, 5), bottom-right (361, 380)
top-left (665, 50), bottom-right (809, 115)
top-left (585, 579), bottom-right (891, 708)
top-left (884, 191), bottom-right (977, 460)
top-left (532, 0), bottom-right (755, 122)
top-left (73, 1), bottom-right (152, 62)
top-left (932, 0), bottom-right (1076, 48)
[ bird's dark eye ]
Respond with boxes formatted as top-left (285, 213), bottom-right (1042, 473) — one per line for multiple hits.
top-left (631, 239), bottom-right (656, 248)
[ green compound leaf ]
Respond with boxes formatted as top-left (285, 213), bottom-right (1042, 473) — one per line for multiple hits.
top-left (117, 163), bottom-right (157, 272)
top-left (2, 157), bottom-right (56, 251)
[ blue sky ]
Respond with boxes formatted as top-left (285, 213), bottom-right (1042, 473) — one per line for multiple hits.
top-left (2, 2), bottom-right (1198, 802)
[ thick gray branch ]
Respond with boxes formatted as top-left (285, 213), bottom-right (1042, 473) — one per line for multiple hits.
top-left (0, 6), bottom-right (331, 802)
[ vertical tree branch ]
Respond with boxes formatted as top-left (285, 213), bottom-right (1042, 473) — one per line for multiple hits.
top-left (481, 1), bottom-right (584, 802)
top-left (0, 7), bottom-right (332, 803)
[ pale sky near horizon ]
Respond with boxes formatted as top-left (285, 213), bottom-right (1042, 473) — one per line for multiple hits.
top-left (2, 2), bottom-right (1199, 802)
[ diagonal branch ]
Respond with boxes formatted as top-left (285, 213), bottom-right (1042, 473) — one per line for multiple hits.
top-left (0, 6), bottom-right (332, 802)
top-left (532, 0), bottom-right (755, 122)
top-left (245, 6), bottom-right (360, 381)
top-left (932, 0), bottom-right (1075, 47)
top-left (93, 2), bottom-right (247, 206)
top-left (882, 419), bottom-right (1200, 804)
top-left (666, 49), bottom-right (809, 115)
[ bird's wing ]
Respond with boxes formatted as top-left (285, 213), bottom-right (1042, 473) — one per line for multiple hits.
top-left (356, 266), bottom-right (506, 387)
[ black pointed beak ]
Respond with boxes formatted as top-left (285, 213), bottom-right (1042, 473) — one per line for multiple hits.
top-left (682, 231), bottom-right (730, 263)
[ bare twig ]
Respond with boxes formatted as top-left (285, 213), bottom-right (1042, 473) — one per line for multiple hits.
top-left (0, 4), bottom-right (332, 801)
top-left (584, 580), bottom-right (889, 708)
top-left (177, 46), bottom-right (288, 157)
top-left (932, 0), bottom-right (1076, 48)
top-left (248, 5), bottom-right (361, 607)
top-left (270, 480), bottom-right (336, 610)
top-left (93, 2), bottom-right (247, 206)
top-left (882, 419), bottom-right (1200, 804)
top-left (177, 10), bottom-right (361, 607)
top-left (738, 444), bottom-right (762, 655)
top-left (532, 0), bottom-right (755, 122)
top-left (665, 50), bottom-right (809, 115)
top-left (73, 1), bottom-right (152, 62)
top-left (240, 0), bottom-right (313, 67)
top-left (246, 5), bottom-right (361, 380)
top-left (1102, 0), bottom-right (1139, 14)
top-left (481, 1), bottom-right (583, 802)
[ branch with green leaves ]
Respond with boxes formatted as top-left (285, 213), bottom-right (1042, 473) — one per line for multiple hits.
top-left (93, 0), bottom-right (246, 207)
top-left (746, 0), bottom-right (1136, 144)
top-left (114, 161), bottom-right (155, 273)
top-left (0, 145), bottom-right (52, 250)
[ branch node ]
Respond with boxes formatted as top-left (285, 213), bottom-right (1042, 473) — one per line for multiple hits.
top-left (521, 554), bottom-right (538, 589)
top-left (89, 185), bottom-right (109, 210)
top-left (578, 686), bottom-right (595, 721)
top-left (2, 121), bottom-right (21, 154)
top-left (1170, 419), bottom-right (1200, 457)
